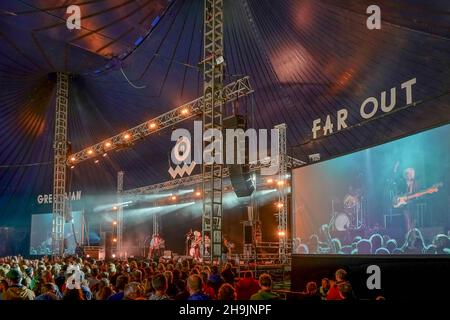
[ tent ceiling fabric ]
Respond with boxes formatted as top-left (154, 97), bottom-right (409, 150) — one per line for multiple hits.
top-left (0, 0), bottom-right (450, 226)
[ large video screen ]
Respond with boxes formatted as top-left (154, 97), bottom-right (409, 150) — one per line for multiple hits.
top-left (30, 211), bottom-right (83, 255)
top-left (292, 124), bottom-right (450, 255)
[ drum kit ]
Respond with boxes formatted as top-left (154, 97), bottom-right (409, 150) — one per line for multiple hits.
top-left (331, 188), bottom-right (364, 232)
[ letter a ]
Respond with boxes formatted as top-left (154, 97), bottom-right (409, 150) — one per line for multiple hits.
top-left (366, 5), bottom-right (381, 30)
top-left (67, 5), bottom-right (81, 30)
top-left (366, 265), bottom-right (381, 290)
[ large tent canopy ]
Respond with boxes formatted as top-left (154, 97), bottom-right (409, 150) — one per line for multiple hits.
top-left (1, 0), bottom-right (449, 230)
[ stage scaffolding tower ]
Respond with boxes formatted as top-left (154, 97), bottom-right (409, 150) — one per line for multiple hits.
top-left (52, 72), bottom-right (69, 257)
top-left (275, 123), bottom-right (288, 263)
top-left (117, 171), bottom-right (124, 258)
top-left (202, 0), bottom-right (225, 261)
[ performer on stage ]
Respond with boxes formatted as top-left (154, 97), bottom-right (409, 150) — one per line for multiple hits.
top-left (190, 231), bottom-right (202, 261)
top-left (149, 233), bottom-right (164, 261)
top-left (396, 167), bottom-right (420, 231)
top-left (204, 233), bottom-right (211, 257)
top-left (185, 229), bottom-right (193, 256)
top-left (221, 237), bottom-right (233, 263)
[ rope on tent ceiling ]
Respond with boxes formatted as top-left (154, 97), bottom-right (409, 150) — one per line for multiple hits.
top-left (120, 67), bottom-right (146, 89)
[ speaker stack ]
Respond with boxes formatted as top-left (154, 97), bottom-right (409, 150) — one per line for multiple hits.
top-left (223, 115), bottom-right (255, 198)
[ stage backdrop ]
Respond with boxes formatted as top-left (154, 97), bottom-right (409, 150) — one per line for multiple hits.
top-left (292, 124), bottom-right (450, 255)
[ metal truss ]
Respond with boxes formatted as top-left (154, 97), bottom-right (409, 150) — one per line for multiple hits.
top-left (117, 171), bottom-right (124, 258)
top-left (202, 0), bottom-right (225, 260)
top-left (122, 154), bottom-right (303, 195)
top-left (52, 72), bottom-right (69, 256)
top-left (275, 123), bottom-right (288, 263)
top-left (67, 76), bottom-right (252, 165)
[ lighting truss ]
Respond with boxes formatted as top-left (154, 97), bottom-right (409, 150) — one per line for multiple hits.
top-left (68, 76), bottom-right (252, 165)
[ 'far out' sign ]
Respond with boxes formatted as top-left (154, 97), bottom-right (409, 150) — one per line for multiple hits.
top-left (311, 78), bottom-right (417, 139)
top-left (37, 191), bottom-right (82, 204)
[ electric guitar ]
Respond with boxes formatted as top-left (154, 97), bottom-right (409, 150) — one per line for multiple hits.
top-left (393, 183), bottom-right (442, 208)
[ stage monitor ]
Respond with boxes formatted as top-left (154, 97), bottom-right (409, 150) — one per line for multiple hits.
top-left (30, 211), bottom-right (83, 255)
top-left (292, 124), bottom-right (450, 255)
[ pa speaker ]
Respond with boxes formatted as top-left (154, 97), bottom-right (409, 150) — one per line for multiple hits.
top-left (244, 225), bottom-right (253, 244)
top-left (223, 115), bottom-right (255, 197)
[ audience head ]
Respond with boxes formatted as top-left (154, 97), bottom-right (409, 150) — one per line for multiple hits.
top-left (152, 273), bottom-right (168, 293)
top-left (356, 239), bottom-right (372, 254)
top-left (187, 275), bottom-right (203, 294)
top-left (124, 282), bottom-right (143, 300)
top-left (258, 273), bottom-right (272, 291)
top-left (370, 234), bottom-right (384, 252)
top-left (218, 283), bottom-right (236, 300)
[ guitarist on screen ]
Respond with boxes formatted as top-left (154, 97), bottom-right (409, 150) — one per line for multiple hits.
top-left (399, 167), bottom-right (420, 231)
top-left (392, 166), bottom-right (442, 231)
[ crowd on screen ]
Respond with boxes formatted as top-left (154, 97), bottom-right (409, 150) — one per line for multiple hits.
top-left (292, 226), bottom-right (450, 255)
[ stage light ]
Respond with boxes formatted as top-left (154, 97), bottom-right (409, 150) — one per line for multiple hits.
top-left (278, 230), bottom-right (286, 237)
top-left (86, 254), bottom-right (90, 258)
top-left (70, 166), bottom-right (75, 169)
top-left (113, 238), bottom-right (117, 242)
top-left (113, 220), bottom-right (117, 225)
top-left (102, 153), bottom-right (107, 157)
top-left (113, 206), bottom-right (118, 210)
top-left (171, 196), bottom-right (177, 201)
top-left (87, 149), bottom-right (93, 155)
top-left (267, 178), bottom-right (273, 184)
top-left (112, 254), bottom-right (116, 258)
top-left (70, 156), bottom-right (76, 162)
top-left (124, 133), bottom-right (131, 140)
top-left (195, 191), bottom-right (201, 197)
top-left (277, 180), bottom-right (285, 186)
top-left (94, 160), bottom-right (99, 164)
top-left (181, 108), bottom-right (189, 115)
top-left (276, 202), bottom-right (284, 208)
top-left (105, 142), bottom-right (111, 148)
top-left (149, 122), bottom-right (157, 129)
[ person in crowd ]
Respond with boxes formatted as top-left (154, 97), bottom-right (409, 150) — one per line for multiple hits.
top-left (165, 271), bottom-right (177, 298)
top-left (187, 274), bottom-right (210, 300)
top-left (63, 287), bottom-right (85, 301)
top-left (108, 275), bottom-right (129, 301)
top-left (386, 239), bottom-right (398, 253)
top-left (221, 263), bottom-right (235, 285)
top-left (4, 269), bottom-right (35, 300)
top-left (375, 248), bottom-right (390, 255)
top-left (433, 234), bottom-right (450, 254)
top-left (22, 267), bottom-right (33, 289)
top-left (96, 283), bottom-right (113, 300)
top-left (319, 278), bottom-right (330, 300)
top-left (149, 273), bottom-right (170, 300)
top-left (201, 271), bottom-right (216, 299)
top-left (208, 265), bottom-right (224, 295)
top-left (218, 283), bottom-right (236, 300)
top-left (0, 279), bottom-right (9, 300)
top-left (35, 283), bottom-right (61, 300)
top-left (326, 269), bottom-right (355, 300)
top-left (355, 239), bottom-right (372, 254)
top-left (369, 234), bottom-right (384, 253)
top-left (235, 271), bottom-right (259, 300)
top-left (174, 279), bottom-right (189, 301)
top-left (301, 281), bottom-right (320, 300)
top-left (123, 282), bottom-right (145, 300)
top-left (250, 273), bottom-right (280, 300)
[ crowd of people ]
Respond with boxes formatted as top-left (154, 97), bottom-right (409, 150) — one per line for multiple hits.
top-left (293, 226), bottom-right (450, 255)
top-left (0, 253), bottom-right (383, 301)
top-left (0, 255), bottom-right (284, 301)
